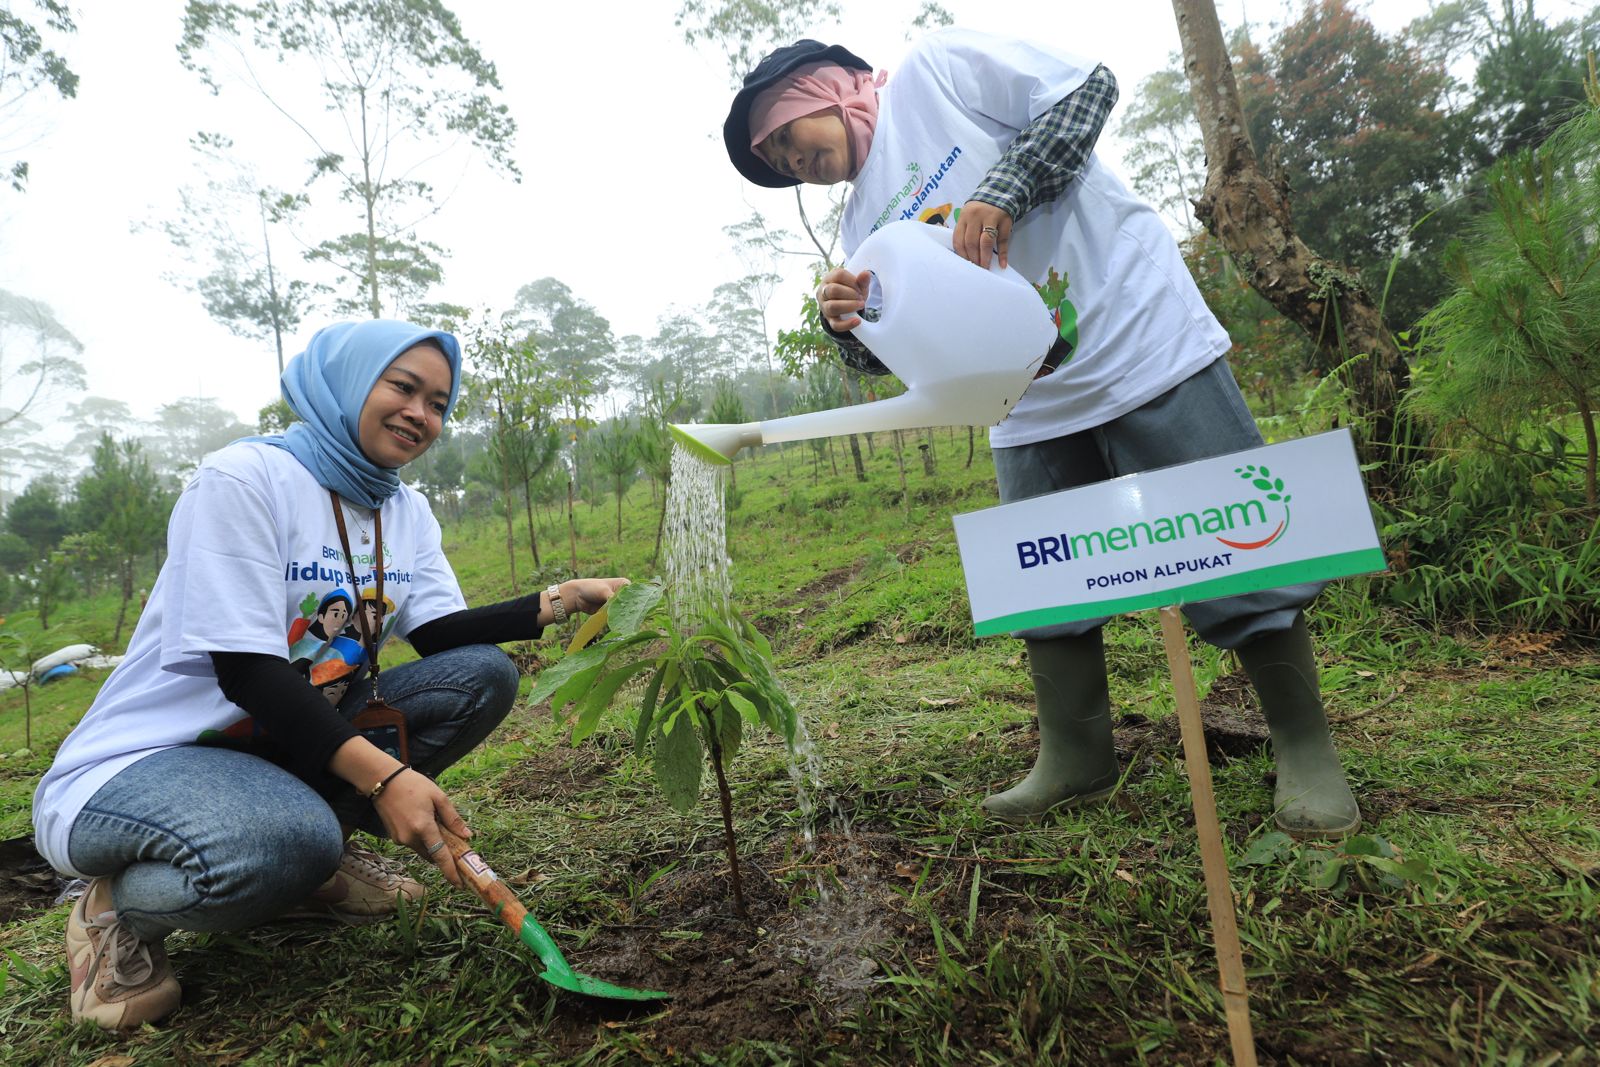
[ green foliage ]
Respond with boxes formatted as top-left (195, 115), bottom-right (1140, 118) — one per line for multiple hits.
top-left (1378, 439), bottom-right (1600, 633)
top-left (676, 0), bottom-right (843, 88)
top-left (1235, 0), bottom-right (1474, 321)
top-left (1242, 830), bottom-right (1439, 896)
top-left (0, 0), bottom-right (78, 191)
top-left (1411, 99), bottom-right (1600, 506)
top-left (178, 0), bottom-right (518, 318)
top-left (1115, 59), bottom-right (1204, 233)
top-left (529, 579), bottom-right (797, 815)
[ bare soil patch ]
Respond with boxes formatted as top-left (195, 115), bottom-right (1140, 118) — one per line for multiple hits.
top-left (0, 835), bottom-right (65, 926)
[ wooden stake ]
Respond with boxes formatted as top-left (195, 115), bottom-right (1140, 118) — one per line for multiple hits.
top-left (1158, 606), bottom-right (1259, 1067)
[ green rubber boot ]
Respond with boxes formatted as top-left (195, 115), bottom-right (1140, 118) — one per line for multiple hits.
top-left (1236, 614), bottom-right (1361, 840)
top-left (980, 630), bottom-right (1120, 824)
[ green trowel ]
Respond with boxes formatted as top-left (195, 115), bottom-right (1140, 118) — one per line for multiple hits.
top-left (439, 826), bottom-right (669, 1001)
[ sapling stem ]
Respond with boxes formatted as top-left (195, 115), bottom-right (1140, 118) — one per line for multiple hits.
top-left (705, 722), bottom-right (748, 920)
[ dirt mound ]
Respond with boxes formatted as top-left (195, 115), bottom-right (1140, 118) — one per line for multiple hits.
top-left (547, 829), bottom-right (936, 1057)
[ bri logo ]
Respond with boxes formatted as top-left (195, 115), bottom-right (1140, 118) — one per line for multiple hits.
top-left (1014, 463), bottom-right (1294, 569)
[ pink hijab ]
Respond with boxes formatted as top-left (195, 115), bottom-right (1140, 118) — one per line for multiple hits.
top-left (748, 61), bottom-right (888, 180)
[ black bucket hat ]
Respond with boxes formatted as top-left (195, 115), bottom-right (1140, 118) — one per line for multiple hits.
top-left (723, 39), bottom-right (872, 188)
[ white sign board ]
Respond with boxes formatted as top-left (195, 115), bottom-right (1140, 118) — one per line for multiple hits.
top-left (953, 429), bottom-right (1386, 637)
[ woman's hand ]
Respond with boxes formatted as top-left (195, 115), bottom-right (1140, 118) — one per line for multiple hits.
top-left (816, 267), bottom-right (872, 332)
top-left (953, 201), bottom-right (1013, 270)
top-left (371, 769), bottom-right (473, 888)
top-left (558, 577), bottom-right (629, 617)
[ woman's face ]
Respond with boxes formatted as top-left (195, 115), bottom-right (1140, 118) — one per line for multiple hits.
top-left (758, 111), bottom-right (850, 185)
top-left (357, 343), bottom-right (452, 468)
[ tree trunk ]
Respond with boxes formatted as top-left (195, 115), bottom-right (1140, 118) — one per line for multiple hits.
top-left (567, 479), bottom-right (579, 572)
top-left (522, 483), bottom-right (542, 570)
top-left (893, 430), bottom-right (909, 518)
top-left (837, 374), bottom-right (868, 482)
top-left (1171, 0), bottom-right (1412, 487)
top-left (114, 558), bottom-right (132, 647)
top-left (500, 451), bottom-right (519, 595)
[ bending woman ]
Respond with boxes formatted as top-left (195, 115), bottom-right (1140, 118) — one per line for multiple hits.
top-left (32, 319), bottom-right (626, 1029)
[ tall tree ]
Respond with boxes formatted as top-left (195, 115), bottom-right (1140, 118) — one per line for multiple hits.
top-left (0, 288), bottom-right (84, 432)
top-left (505, 277), bottom-right (612, 495)
top-left (178, 0), bottom-right (519, 318)
top-left (1116, 60), bottom-right (1206, 233)
top-left (3, 474), bottom-right (69, 559)
top-left (587, 421), bottom-right (638, 539)
top-left (64, 397), bottom-right (138, 460)
top-left (157, 133), bottom-right (314, 376)
top-left (0, 0), bottom-right (78, 191)
top-left (0, 288), bottom-right (83, 501)
top-left (1171, 0), bottom-right (1414, 485)
top-left (142, 396), bottom-right (254, 477)
top-left (76, 435), bottom-right (170, 644)
top-left (1233, 0), bottom-right (1473, 325)
top-left (1472, 0), bottom-right (1596, 159)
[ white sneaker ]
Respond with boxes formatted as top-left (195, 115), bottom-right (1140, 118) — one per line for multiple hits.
top-left (284, 841), bottom-right (426, 922)
top-left (66, 878), bottom-right (181, 1029)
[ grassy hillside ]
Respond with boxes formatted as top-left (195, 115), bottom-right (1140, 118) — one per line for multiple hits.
top-left (1, 430), bottom-right (1596, 1065)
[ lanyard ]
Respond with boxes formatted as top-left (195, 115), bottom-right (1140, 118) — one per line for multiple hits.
top-left (330, 489), bottom-right (387, 699)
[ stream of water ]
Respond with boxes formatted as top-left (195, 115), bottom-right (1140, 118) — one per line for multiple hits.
top-left (664, 443), bottom-right (885, 991)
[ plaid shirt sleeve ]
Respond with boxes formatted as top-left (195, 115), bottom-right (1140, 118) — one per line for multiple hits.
top-left (969, 63), bottom-right (1119, 221)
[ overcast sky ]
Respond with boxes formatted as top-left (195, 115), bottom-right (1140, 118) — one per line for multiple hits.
top-left (0, 0), bottom-right (1587, 457)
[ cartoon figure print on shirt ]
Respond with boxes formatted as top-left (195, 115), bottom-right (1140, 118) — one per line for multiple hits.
top-left (197, 586), bottom-right (393, 751)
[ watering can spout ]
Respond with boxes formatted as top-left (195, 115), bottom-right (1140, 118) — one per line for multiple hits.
top-left (669, 422), bottom-right (763, 466)
top-left (669, 220), bottom-right (1058, 465)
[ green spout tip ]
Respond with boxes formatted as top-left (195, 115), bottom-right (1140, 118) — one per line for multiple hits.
top-left (668, 423), bottom-right (734, 466)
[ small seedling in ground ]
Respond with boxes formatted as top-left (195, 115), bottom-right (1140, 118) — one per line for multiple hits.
top-left (530, 579), bottom-right (797, 919)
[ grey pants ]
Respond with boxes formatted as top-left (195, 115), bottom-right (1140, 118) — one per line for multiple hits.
top-left (993, 357), bottom-right (1323, 648)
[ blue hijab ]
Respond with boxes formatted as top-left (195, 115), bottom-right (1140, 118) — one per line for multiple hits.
top-left (259, 319), bottom-right (462, 508)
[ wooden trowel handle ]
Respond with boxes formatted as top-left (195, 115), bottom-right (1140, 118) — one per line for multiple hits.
top-left (439, 827), bottom-right (528, 932)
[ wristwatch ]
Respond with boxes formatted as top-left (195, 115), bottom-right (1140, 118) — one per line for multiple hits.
top-left (545, 584), bottom-right (567, 624)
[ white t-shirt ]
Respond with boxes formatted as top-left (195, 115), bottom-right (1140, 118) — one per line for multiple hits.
top-left (32, 442), bottom-right (467, 876)
top-left (841, 28), bottom-right (1231, 449)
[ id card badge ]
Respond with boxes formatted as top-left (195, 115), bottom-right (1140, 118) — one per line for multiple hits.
top-left (352, 699), bottom-right (409, 764)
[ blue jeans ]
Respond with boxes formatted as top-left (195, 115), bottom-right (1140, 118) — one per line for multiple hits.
top-left (993, 358), bottom-right (1324, 647)
top-left (67, 644), bottom-right (519, 942)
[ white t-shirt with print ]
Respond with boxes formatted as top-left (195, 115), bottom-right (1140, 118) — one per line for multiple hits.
top-left (841, 28), bottom-right (1231, 449)
top-left (32, 442), bottom-right (467, 876)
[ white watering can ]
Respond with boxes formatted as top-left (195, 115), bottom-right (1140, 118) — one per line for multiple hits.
top-left (670, 219), bottom-right (1059, 465)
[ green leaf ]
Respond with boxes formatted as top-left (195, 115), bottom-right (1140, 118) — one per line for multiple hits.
top-left (725, 689), bottom-right (760, 725)
top-left (1343, 834), bottom-right (1395, 859)
top-left (1311, 858), bottom-right (1347, 890)
top-left (1240, 831), bottom-right (1296, 866)
top-left (549, 663), bottom-right (604, 718)
top-left (1253, 478), bottom-right (1274, 491)
top-left (633, 660), bottom-right (669, 757)
top-left (572, 659), bottom-right (655, 744)
top-left (528, 643), bottom-right (611, 706)
top-left (717, 696), bottom-right (743, 757)
top-left (607, 578), bottom-right (665, 636)
top-left (654, 707), bottom-right (704, 814)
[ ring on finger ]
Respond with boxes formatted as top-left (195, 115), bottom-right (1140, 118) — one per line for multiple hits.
top-left (426, 840), bottom-right (445, 856)
top-left (981, 225), bottom-right (1000, 240)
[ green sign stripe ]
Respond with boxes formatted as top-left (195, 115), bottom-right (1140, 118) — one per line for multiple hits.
top-left (973, 549), bottom-right (1388, 637)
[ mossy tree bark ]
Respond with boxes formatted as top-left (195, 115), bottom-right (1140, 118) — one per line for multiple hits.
top-left (1171, 0), bottom-right (1414, 487)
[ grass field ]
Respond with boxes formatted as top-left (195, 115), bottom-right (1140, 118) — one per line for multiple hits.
top-left (1, 430), bottom-right (1596, 1065)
